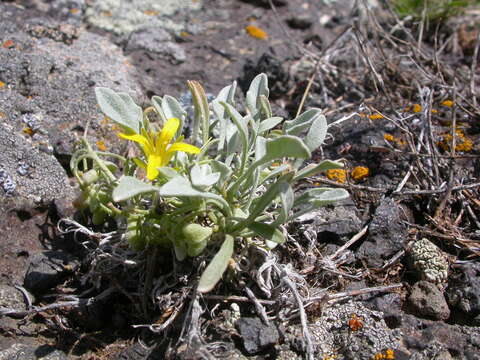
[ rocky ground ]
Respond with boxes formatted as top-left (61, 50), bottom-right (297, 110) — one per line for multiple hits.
top-left (1, 0), bottom-right (480, 359)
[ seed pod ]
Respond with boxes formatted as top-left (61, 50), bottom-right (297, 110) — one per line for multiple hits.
top-left (182, 223), bottom-right (213, 257)
top-left (92, 208), bottom-right (107, 225)
top-left (126, 216), bottom-right (145, 250)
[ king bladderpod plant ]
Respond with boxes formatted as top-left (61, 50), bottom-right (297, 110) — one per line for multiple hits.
top-left (70, 74), bottom-right (349, 293)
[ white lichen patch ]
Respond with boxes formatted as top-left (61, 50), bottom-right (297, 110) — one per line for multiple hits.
top-left (85, 0), bottom-right (203, 35)
top-left (296, 301), bottom-right (401, 360)
top-left (410, 238), bottom-right (449, 284)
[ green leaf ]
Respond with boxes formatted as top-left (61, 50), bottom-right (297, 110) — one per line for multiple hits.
top-left (255, 136), bottom-right (267, 162)
top-left (112, 176), bottom-right (157, 202)
top-left (246, 73), bottom-right (269, 116)
top-left (198, 235), bottom-right (234, 293)
top-left (304, 113), bottom-right (327, 152)
top-left (293, 160), bottom-right (344, 181)
top-left (95, 87), bottom-right (142, 134)
top-left (283, 108), bottom-right (322, 136)
top-left (158, 176), bottom-right (230, 214)
top-left (248, 222), bottom-right (285, 244)
top-left (258, 117), bottom-right (284, 133)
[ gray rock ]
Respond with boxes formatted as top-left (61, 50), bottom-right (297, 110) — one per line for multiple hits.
top-left (357, 197), bottom-right (408, 267)
top-left (235, 317), bottom-right (280, 355)
top-left (0, 124), bottom-right (74, 212)
top-left (24, 251), bottom-right (79, 294)
top-left (446, 262), bottom-right (480, 320)
top-left (126, 27), bottom-right (186, 64)
top-left (0, 285), bottom-right (33, 316)
top-left (408, 281), bottom-right (450, 320)
top-left (0, 343), bottom-right (67, 360)
top-left (0, 3), bottom-right (142, 159)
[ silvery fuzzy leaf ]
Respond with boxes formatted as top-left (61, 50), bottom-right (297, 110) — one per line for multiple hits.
top-left (258, 117), bottom-right (283, 133)
top-left (161, 95), bottom-right (187, 135)
top-left (283, 108), bottom-right (322, 136)
top-left (294, 187), bottom-right (350, 207)
top-left (263, 135), bottom-right (311, 161)
top-left (293, 160), bottom-right (344, 181)
top-left (95, 87), bottom-right (142, 134)
top-left (248, 178), bottom-right (292, 222)
top-left (158, 176), bottom-right (229, 213)
top-left (221, 102), bottom-right (248, 159)
top-left (246, 73), bottom-right (269, 116)
top-left (212, 82), bottom-right (237, 152)
top-left (198, 235), bottom-right (234, 293)
top-left (248, 221), bottom-right (285, 244)
top-left (151, 95), bottom-right (167, 123)
top-left (210, 160), bottom-right (233, 185)
top-left (255, 136), bottom-right (267, 162)
top-left (304, 113), bottom-right (327, 152)
top-left (112, 176), bottom-right (157, 202)
top-left (191, 163), bottom-right (220, 188)
top-left (277, 182), bottom-right (294, 224)
top-left (157, 167), bottom-right (179, 180)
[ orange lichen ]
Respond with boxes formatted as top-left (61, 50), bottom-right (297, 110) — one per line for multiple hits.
top-left (2, 40), bottom-right (14, 48)
top-left (384, 133), bottom-right (395, 142)
top-left (143, 10), bottom-right (159, 16)
top-left (348, 313), bottom-right (364, 331)
top-left (96, 140), bottom-right (107, 151)
top-left (437, 128), bottom-right (473, 152)
top-left (0, 111), bottom-right (5, 119)
top-left (412, 104), bottom-right (422, 113)
top-left (385, 349), bottom-right (395, 359)
top-left (369, 113), bottom-right (384, 120)
top-left (0, 81), bottom-right (5, 89)
top-left (101, 10), bottom-right (112, 17)
top-left (351, 166), bottom-right (369, 182)
top-left (23, 127), bottom-right (34, 136)
top-left (326, 169), bottom-right (346, 183)
top-left (441, 99), bottom-right (454, 107)
top-left (372, 349), bottom-right (395, 360)
top-left (431, 109), bottom-right (438, 114)
top-left (246, 25), bottom-right (268, 40)
top-left (69, 8), bottom-right (80, 14)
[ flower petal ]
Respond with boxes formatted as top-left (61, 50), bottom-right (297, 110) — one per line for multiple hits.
top-left (146, 154), bottom-right (162, 180)
top-left (119, 132), bottom-right (154, 154)
top-left (168, 142), bottom-right (201, 154)
top-left (158, 118), bottom-right (180, 146)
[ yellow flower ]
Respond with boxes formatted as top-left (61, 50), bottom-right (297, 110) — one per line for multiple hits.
top-left (119, 118), bottom-right (200, 180)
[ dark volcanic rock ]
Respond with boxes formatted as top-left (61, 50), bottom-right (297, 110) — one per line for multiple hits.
top-left (357, 197), bottom-right (408, 267)
top-left (408, 281), bottom-right (450, 321)
top-left (24, 250), bottom-right (79, 294)
top-left (446, 262), bottom-right (480, 325)
top-left (236, 317), bottom-right (280, 355)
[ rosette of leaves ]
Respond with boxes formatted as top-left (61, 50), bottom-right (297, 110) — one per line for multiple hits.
top-left (72, 74), bottom-right (349, 294)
